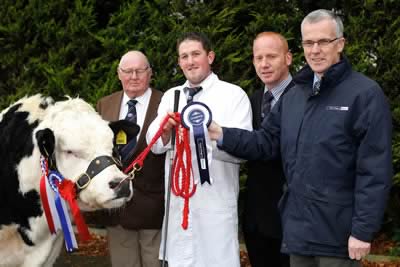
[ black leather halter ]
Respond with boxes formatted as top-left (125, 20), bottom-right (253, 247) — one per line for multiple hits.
top-left (44, 152), bottom-right (122, 194)
top-left (75, 155), bottom-right (122, 194)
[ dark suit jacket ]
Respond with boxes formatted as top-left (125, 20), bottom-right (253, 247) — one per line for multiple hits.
top-left (96, 89), bottom-right (166, 229)
top-left (243, 81), bottom-right (294, 238)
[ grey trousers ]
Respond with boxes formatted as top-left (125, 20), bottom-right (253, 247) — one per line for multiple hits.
top-left (107, 225), bottom-right (162, 267)
top-left (290, 254), bottom-right (361, 267)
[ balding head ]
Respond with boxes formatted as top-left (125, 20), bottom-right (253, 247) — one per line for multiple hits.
top-left (252, 32), bottom-right (292, 88)
top-left (119, 51), bottom-right (150, 68)
top-left (117, 50), bottom-right (152, 99)
top-left (253, 32), bottom-right (289, 53)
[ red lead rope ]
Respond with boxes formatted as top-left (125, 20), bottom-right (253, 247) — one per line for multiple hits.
top-left (171, 122), bottom-right (197, 229)
top-left (124, 113), bottom-right (196, 229)
top-left (124, 113), bottom-right (177, 174)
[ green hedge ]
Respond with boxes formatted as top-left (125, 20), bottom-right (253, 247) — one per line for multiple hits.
top-left (1, 0), bottom-right (400, 231)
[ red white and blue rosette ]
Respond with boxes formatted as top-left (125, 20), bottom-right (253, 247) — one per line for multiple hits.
top-left (40, 156), bottom-right (78, 252)
top-left (181, 101), bottom-right (213, 185)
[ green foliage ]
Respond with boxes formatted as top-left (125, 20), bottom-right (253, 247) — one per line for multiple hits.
top-left (1, 0), bottom-right (400, 234)
top-left (0, 0), bottom-right (100, 104)
top-left (389, 228), bottom-right (400, 256)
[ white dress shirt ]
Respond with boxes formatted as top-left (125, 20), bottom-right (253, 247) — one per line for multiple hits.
top-left (146, 73), bottom-right (252, 267)
top-left (120, 88), bottom-right (152, 138)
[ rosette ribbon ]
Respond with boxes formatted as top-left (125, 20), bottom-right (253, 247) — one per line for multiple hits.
top-left (39, 156), bottom-right (90, 252)
top-left (181, 101), bottom-right (213, 185)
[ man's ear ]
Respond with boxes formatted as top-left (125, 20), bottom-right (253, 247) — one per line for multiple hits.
top-left (36, 128), bottom-right (55, 157)
top-left (208, 51), bottom-right (215, 65)
top-left (109, 120), bottom-right (140, 143)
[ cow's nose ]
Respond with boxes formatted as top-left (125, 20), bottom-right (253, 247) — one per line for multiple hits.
top-left (108, 180), bottom-right (119, 189)
top-left (116, 179), bottom-right (131, 198)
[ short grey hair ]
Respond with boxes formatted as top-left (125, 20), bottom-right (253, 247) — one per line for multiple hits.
top-left (301, 9), bottom-right (344, 38)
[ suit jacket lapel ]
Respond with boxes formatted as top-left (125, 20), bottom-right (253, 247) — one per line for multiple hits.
top-left (110, 92), bottom-right (123, 121)
top-left (99, 91), bottom-right (123, 121)
top-left (134, 89), bottom-right (162, 153)
top-left (253, 89), bottom-right (263, 129)
top-left (253, 80), bottom-right (295, 129)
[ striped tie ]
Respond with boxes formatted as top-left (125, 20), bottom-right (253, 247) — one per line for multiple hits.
top-left (261, 90), bottom-right (274, 119)
top-left (120, 99), bottom-right (138, 162)
top-left (185, 86), bottom-right (202, 103)
top-left (125, 99), bottom-right (138, 123)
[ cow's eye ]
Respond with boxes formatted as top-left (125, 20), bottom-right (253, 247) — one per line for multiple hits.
top-left (63, 150), bottom-right (79, 158)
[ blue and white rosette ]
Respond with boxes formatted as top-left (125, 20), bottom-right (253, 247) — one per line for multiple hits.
top-left (181, 101), bottom-right (213, 185)
top-left (46, 170), bottom-right (78, 252)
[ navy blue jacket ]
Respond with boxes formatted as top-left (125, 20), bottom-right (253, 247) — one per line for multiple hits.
top-left (221, 57), bottom-right (392, 257)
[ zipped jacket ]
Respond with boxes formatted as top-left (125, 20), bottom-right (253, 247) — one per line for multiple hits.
top-left (221, 57), bottom-right (393, 257)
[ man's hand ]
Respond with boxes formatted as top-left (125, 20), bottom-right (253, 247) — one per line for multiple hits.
top-left (161, 112), bottom-right (179, 145)
top-left (208, 121), bottom-right (223, 141)
top-left (348, 235), bottom-right (371, 260)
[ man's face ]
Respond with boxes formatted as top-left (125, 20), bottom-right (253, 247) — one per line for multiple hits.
top-left (118, 53), bottom-right (152, 98)
top-left (301, 19), bottom-right (345, 77)
top-left (178, 40), bottom-right (215, 85)
top-left (253, 35), bottom-right (292, 88)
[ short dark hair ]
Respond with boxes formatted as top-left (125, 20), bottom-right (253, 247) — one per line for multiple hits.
top-left (176, 32), bottom-right (212, 53)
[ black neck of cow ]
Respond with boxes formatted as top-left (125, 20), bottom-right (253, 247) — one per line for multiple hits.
top-left (0, 103), bottom-right (42, 246)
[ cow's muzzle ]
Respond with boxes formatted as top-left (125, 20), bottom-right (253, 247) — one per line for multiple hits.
top-left (75, 155), bottom-right (122, 194)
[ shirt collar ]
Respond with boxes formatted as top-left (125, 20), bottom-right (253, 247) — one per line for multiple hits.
top-left (264, 74), bottom-right (292, 100)
top-left (122, 88), bottom-right (151, 106)
top-left (183, 72), bottom-right (217, 94)
top-left (313, 74), bottom-right (321, 87)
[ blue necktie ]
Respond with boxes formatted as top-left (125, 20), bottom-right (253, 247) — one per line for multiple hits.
top-left (120, 99), bottom-right (138, 162)
top-left (125, 99), bottom-right (138, 123)
top-left (261, 90), bottom-right (274, 119)
top-left (185, 86), bottom-right (202, 103)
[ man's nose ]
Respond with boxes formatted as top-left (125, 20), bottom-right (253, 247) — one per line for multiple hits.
top-left (130, 71), bottom-right (138, 78)
top-left (187, 54), bottom-right (197, 65)
top-left (311, 43), bottom-right (321, 53)
top-left (260, 58), bottom-right (270, 67)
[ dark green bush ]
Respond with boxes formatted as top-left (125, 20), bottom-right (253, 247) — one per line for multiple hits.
top-left (1, 0), bottom-right (400, 235)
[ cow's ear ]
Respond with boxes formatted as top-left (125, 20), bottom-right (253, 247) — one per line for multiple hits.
top-left (109, 120), bottom-right (140, 142)
top-left (36, 128), bottom-right (55, 157)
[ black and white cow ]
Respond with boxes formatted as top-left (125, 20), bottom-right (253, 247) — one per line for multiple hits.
top-left (0, 94), bottom-right (138, 267)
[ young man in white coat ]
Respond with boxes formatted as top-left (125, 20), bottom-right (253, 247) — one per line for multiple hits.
top-left (146, 32), bottom-right (252, 267)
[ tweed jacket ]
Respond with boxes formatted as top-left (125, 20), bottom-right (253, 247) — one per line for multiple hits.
top-left (96, 89), bottom-right (166, 229)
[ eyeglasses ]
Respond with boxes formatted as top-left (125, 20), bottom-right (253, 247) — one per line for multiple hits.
top-left (302, 37), bottom-right (341, 48)
top-left (119, 66), bottom-right (150, 77)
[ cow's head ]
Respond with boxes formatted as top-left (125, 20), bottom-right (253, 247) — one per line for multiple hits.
top-left (34, 98), bottom-right (139, 211)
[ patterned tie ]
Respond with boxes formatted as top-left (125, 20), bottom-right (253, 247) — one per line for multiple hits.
top-left (120, 99), bottom-right (138, 162)
top-left (125, 99), bottom-right (138, 123)
top-left (261, 90), bottom-right (274, 119)
top-left (313, 80), bottom-right (321, 95)
top-left (185, 86), bottom-right (202, 103)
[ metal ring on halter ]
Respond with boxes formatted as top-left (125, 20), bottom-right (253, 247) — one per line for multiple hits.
top-left (76, 173), bottom-right (91, 190)
top-left (126, 163), bottom-right (142, 180)
top-left (132, 163), bottom-right (142, 172)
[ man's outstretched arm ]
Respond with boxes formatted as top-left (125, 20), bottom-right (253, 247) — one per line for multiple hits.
top-left (208, 111), bottom-right (281, 161)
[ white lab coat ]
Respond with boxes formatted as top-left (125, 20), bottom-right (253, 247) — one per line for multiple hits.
top-left (146, 73), bottom-right (252, 267)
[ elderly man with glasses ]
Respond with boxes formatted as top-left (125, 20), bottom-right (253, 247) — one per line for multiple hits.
top-left (94, 50), bottom-right (166, 267)
top-left (207, 9), bottom-right (392, 267)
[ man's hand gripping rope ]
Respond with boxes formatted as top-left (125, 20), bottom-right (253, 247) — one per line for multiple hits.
top-left (121, 112), bottom-right (196, 229)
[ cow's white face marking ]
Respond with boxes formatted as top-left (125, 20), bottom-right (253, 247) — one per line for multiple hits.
top-left (18, 97), bottom-right (132, 211)
top-left (44, 98), bottom-right (133, 210)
